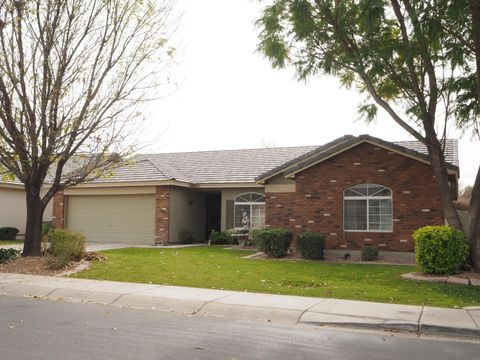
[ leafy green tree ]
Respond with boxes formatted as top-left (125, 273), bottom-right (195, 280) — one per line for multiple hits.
top-left (0, 0), bottom-right (175, 256)
top-left (257, 0), bottom-right (480, 270)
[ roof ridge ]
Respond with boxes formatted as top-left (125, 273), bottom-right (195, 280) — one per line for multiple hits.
top-left (138, 144), bottom-right (318, 157)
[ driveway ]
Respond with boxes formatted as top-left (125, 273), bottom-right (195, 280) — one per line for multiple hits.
top-left (0, 242), bottom-right (205, 252)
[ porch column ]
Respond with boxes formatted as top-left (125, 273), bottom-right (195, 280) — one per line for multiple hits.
top-left (155, 186), bottom-right (170, 245)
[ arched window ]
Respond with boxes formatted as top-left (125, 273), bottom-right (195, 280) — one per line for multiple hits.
top-left (234, 193), bottom-right (265, 229)
top-left (344, 184), bottom-right (392, 232)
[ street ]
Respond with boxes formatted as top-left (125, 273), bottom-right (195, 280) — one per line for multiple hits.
top-left (0, 296), bottom-right (478, 360)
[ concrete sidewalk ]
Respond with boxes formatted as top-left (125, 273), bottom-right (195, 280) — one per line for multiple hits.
top-left (0, 273), bottom-right (479, 338)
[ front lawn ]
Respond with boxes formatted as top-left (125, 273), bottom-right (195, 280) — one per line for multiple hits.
top-left (72, 246), bottom-right (480, 308)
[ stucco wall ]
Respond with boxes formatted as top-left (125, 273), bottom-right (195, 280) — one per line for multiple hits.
top-left (169, 186), bottom-right (206, 243)
top-left (220, 188), bottom-right (265, 230)
top-left (0, 186), bottom-right (53, 235)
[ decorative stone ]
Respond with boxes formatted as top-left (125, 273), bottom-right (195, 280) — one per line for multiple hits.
top-left (446, 277), bottom-right (470, 286)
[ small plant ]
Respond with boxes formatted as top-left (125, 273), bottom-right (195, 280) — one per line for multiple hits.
top-left (209, 230), bottom-right (233, 245)
top-left (413, 226), bottom-right (469, 275)
top-left (45, 229), bottom-right (86, 269)
top-left (361, 245), bottom-right (379, 261)
top-left (254, 228), bottom-right (293, 258)
top-left (41, 222), bottom-right (55, 237)
top-left (0, 248), bottom-right (21, 264)
top-left (296, 232), bottom-right (325, 260)
top-left (0, 227), bottom-right (19, 240)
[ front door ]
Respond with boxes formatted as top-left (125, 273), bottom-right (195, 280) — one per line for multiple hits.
top-left (205, 193), bottom-right (221, 239)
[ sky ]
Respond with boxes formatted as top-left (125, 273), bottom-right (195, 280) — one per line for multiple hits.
top-left (143, 0), bottom-right (479, 188)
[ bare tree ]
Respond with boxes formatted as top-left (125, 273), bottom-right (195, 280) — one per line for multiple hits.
top-left (0, 0), bottom-right (175, 256)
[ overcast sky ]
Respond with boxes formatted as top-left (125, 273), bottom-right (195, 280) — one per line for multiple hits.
top-left (143, 0), bottom-right (479, 187)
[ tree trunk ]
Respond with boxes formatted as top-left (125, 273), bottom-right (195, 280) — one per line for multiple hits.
top-left (423, 130), bottom-right (463, 230)
top-left (468, 167), bottom-right (480, 271)
top-left (22, 186), bottom-right (45, 257)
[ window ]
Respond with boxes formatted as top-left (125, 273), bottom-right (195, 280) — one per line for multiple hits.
top-left (234, 193), bottom-right (265, 229)
top-left (344, 184), bottom-right (392, 232)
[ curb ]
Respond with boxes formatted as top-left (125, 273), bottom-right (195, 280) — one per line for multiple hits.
top-left (1, 273), bottom-right (479, 339)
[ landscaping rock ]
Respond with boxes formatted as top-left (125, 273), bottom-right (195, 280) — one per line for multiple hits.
top-left (469, 278), bottom-right (480, 287)
top-left (446, 277), bottom-right (470, 286)
top-left (401, 272), bottom-right (447, 283)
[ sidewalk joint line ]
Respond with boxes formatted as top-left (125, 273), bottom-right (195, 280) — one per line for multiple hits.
top-left (296, 299), bottom-right (325, 325)
top-left (195, 292), bottom-right (236, 314)
top-left (110, 293), bottom-right (127, 305)
top-left (46, 288), bottom-right (60, 297)
top-left (417, 306), bottom-right (425, 332)
top-left (466, 309), bottom-right (479, 329)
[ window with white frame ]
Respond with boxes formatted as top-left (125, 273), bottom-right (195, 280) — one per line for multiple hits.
top-left (344, 184), bottom-right (393, 232)
top-left (234, 193), bottom-right (265, 229)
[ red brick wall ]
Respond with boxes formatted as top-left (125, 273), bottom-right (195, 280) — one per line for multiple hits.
top-left (265, 143), bottom-right (444, 251)
top-left (155, 186), bottom-right (170, 245)
top-left (52, 190), bottom-right (65, 228)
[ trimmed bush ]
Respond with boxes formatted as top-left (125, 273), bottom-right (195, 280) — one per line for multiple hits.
top-left (413, 226), bottom-right (469, 275)
top-left (0, 227), bottom-right (19, 240)
top-left (254, 228), bottom-right (293, 258)
top-left (361, 245), bottom-right (379, 261)
top-left (0, 248), bottom-right (21, 264)
top-left (209, 230), bottom-right (234, 245)
top-left (249, 228), bottom-right (262, 246)
top-left (45, 229), bottom-right (86, 269)
top-left (296, 232), bottom-right (325, 260)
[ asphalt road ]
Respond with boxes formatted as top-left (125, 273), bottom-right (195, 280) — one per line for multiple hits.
top-left (0, 296), bottom-right (478, 360)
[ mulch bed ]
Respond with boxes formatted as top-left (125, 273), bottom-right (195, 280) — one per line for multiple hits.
top-left (0, 252), bottom-right (106, 276)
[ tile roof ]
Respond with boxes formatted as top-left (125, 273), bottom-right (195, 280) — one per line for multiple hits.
top-left (0, 136), bottom-right (459, 186)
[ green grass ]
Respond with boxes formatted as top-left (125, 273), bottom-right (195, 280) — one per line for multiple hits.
top-left (72, 246), bottom-right (480, 308)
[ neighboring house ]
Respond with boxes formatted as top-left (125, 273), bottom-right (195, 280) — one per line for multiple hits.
top-left (2, 134), bottom-right (459, 251)
top-left (0, 182), bottom-right (53, 236)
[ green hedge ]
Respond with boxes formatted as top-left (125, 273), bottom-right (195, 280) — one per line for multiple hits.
top-left (0, 227), bottom-right (19, 240)
top-left (254, 228), bottom-right (292, 258)
top-left (296, 232), bottom-right (325, 260)
top-left (209, 230), bottom-right (234, 245)
top-left (413, 226), bottom-right (468, 275)
top-left (361, 245), bottom-right (379, 261)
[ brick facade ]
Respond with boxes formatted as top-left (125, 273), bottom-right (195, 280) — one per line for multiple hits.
top-left (265, 143), bottom-right (444, 251)
top-left (155, 186), bottom-right (170, 245)
top-left (52, 190), bottom-right (65, 228)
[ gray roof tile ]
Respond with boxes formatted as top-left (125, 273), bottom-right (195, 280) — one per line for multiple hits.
top-left (0, 136), bottom-right (460, 186)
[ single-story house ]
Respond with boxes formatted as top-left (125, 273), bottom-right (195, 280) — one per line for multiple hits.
top-left (1, 134), bottom-right (459, 251)
top-left (51, 134), bottom-right (459, 251)
top-left (0, 182), bottom-right (52, 237)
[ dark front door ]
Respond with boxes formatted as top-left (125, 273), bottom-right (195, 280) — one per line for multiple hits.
top-left (205, 193), bottom-right (221, 239)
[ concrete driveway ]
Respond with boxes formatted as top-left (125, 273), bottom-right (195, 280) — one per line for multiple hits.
top-left (0, 242), bottom-right (205, 252)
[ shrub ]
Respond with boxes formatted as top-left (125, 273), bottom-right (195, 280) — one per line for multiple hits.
top-left (0, 248), bottom-right (21, 264)
top-left (249, 228), bottom-right (262, 246)
top-left (42, 222), bottom-right (55, 237)
top-left (296, 232), bottom-right (325, 260)
top-left (361, 245), bottom-right (379, 261)
top-left (45, 229), bottom-right (86, 269)
top-left (413, 226), bottom-right (469, 275)
top-left (0, 227), bottom-right (19, 240)
top-left (209, 230), bottom-right (234, 245)
top-left (254, 228), bottom-right (293, 258)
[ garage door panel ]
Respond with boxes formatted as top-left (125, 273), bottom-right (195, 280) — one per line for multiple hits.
top-left (66, 195), bottom-right (155, 244)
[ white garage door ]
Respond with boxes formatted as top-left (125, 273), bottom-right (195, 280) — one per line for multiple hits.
top-left (66, 195), bottom-right (155, 244)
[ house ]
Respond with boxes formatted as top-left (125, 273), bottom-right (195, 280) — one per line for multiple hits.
top-left (1, 134), bottom-right (459, 251)
top-left (51, 134), bottom-right (460, 251)
top-left (0, 181), bottom-right (52, 237)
